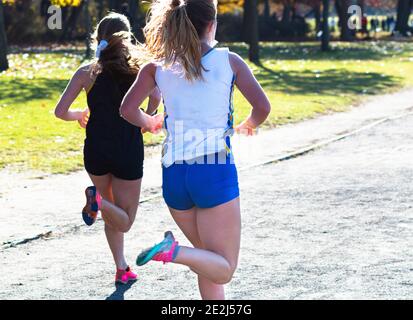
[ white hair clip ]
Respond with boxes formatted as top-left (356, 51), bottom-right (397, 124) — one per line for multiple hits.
top-left (96, 40), bottom-right (109, 58)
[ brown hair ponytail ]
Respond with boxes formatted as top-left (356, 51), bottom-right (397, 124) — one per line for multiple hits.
top-left (91, 12), bottom-right (144, 77)
top-left (144, 0), bottom-right (217, 81)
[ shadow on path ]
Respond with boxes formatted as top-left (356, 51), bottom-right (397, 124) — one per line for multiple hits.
top-left (105, 280), bottom-right (137, 300)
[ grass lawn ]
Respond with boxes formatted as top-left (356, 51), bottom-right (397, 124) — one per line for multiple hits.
top-left (1, 41), bottom-right (413, 174)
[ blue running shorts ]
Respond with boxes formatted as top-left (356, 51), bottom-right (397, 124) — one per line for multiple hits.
top-left (162, 152), bottom-right (240, 210)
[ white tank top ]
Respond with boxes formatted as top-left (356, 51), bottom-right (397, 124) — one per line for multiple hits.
top-left (155, 48), bottom-right (235, 167)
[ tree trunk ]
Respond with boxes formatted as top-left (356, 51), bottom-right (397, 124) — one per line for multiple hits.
top-left (108, 0), bottom-right (121, 12)
top-left (41, 0), bottom-right (51, 40)
top-left (314, 2), bottom-right (321, 33)
top-left (335, 0), bottom-right (353, 41)
top-left (243, 0), bottom-right (259, 63)
top-left (84, 0), bottom-right (92, 58)
top-left (321, 0), bottom-right (330, 51)
top-left (0, 1), bottom-right (8, 72)
top-left (395, 0), bottom-right (413, 34)
top-left (264, 0), bottom-right (270, 20)
top-left (282, 4), bottom-right (292, 24)
top-left (60, 3), bottom-right (84, 41)
top-left (357, 0), bottom-right (365, 15)
top-left (40, 0), bottom-right (51, 18)
top-left (97, 0), bottom-right (105, 20)
top-left (128, 0), bottom-right (140, 36)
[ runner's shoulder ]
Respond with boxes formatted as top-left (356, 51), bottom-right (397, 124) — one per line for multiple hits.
top-left (73, 62), bottom-right (96, 88)
top-left (228, 51), bottom-right (249, 75)
top-left (140, 62), bottom-right (158, 74)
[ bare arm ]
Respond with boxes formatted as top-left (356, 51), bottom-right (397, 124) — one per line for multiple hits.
top-left (120, 63), bottom-right (163, 132)
top-left (54, 66), bottom-right (90, 122)
top-left (229, 52), bottom-right (271, 133)
top-left (146, 86), bottom-right (162, 115)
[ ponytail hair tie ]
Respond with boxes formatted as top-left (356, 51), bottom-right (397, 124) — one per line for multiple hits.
top-left (96, 40), bottom-right (109, 58)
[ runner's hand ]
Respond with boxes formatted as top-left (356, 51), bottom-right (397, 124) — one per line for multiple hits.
top-left (78, 108), bottom-right (89, 129)
top-left (235, 119), bottom-right (256, 136)
top-left (142, 113), bottom-right (164, 134)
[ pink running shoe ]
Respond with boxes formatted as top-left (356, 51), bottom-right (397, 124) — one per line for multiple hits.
top-left (136, 231), bottom-right (180, 266)
top-left (115, 266), bottom-right (138, 284)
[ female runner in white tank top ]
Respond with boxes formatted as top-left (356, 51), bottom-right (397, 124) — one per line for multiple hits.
top-left (121, 0), bottom-right (271, 299)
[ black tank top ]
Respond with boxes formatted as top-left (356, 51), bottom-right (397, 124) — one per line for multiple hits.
top-left (86, 71), bottom-right (141, 147)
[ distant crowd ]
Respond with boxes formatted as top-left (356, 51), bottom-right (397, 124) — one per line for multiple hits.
top-left (358, 15), bottom-right (397, 35)
top-left (327, 15), bottom-right (408, 37)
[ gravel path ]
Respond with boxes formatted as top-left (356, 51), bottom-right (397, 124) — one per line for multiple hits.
top-left (0, 91), bottom-right (412, 300)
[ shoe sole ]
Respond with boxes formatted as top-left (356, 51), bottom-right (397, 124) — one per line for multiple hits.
top-left (115, 278), bottom-right (137, 285)
top-left (136, 243), bottom-right (164, 266)
top-left (82, 187), bottom-right (98, 226)
top-left (136, 231), bottom-right (175, 266)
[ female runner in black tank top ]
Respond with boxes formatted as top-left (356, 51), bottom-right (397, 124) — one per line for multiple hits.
top-left (85, 71), bottom-right (144, 181)
top-left (54, 13), bottom-right (161, 284)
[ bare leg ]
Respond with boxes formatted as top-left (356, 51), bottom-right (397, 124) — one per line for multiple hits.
top-left (89, 174), bottom-right (142, 233)
top-left (171, 208), bottom-right (225, 300)
top-left (170, 198), bottom-right (241, 285)
top-left (88, 174), bottom-right (126, 269)
top-left (105, 223), bottom-right (128, 270)
top-left (110, 176), bottom-right (141, 232)
top-left (108, 176), bottom-right (141, 269)
top-left (88, 174), bottom-right (141, 269)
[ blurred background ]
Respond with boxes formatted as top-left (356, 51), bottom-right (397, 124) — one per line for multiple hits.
top-left (0, 0), bottom-right (412, 174)
top-left (1, 1), bottom-right (413, 58)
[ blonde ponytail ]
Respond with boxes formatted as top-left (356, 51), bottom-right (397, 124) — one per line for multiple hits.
top-left (144, 0), bottom-right (217, 81)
